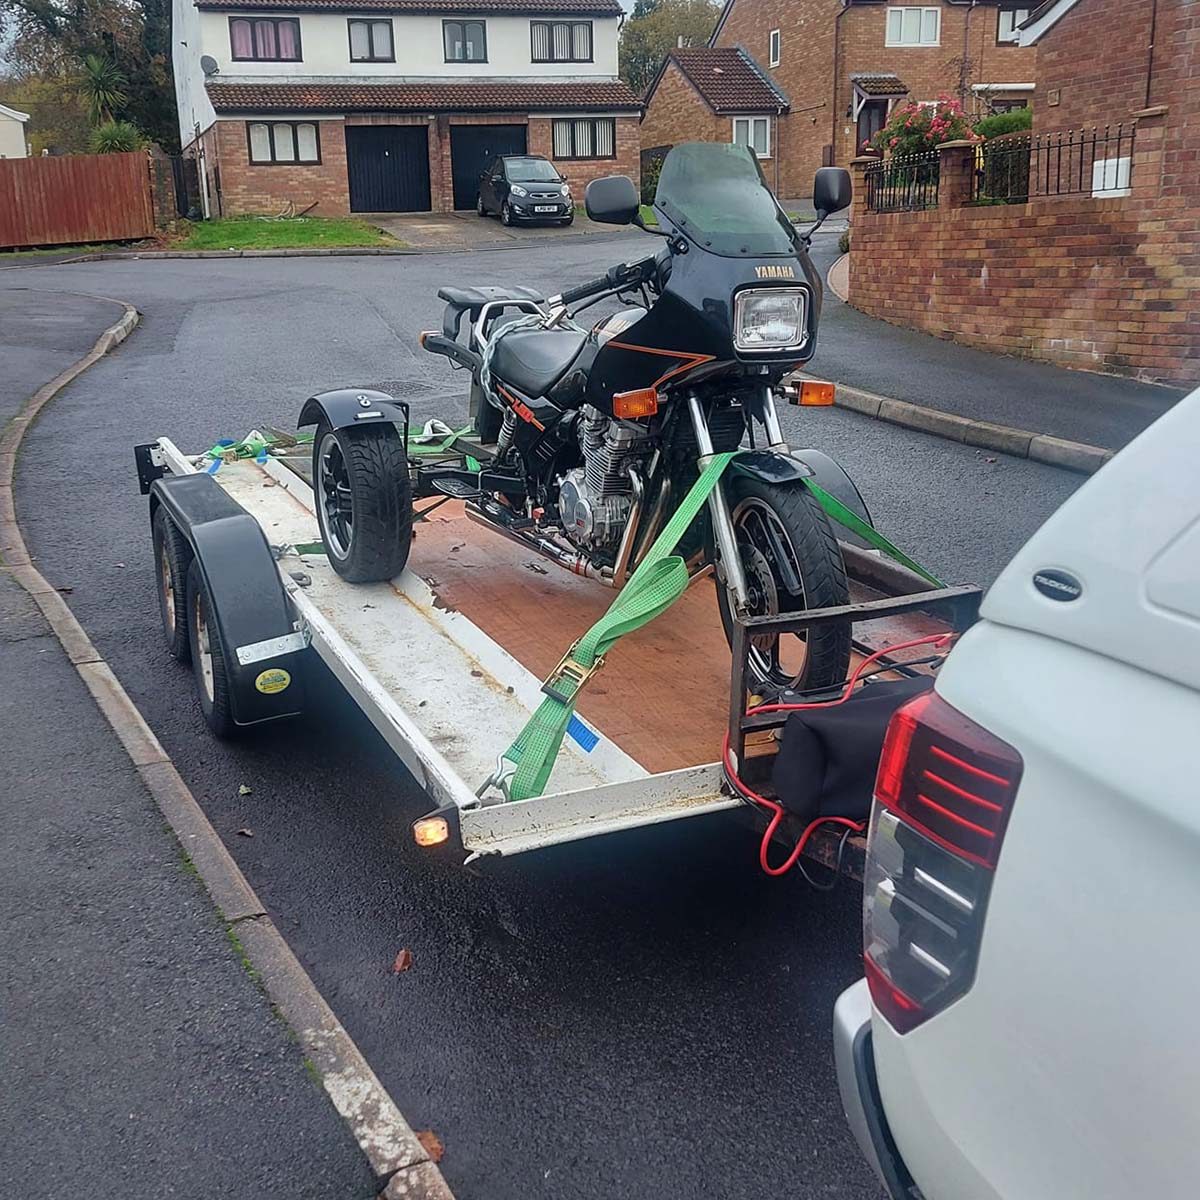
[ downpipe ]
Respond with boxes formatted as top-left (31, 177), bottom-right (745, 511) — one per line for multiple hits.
top-left (687, 394), bottom-right (751, 611)
top-left (464, 502), bottom-right (609, 582)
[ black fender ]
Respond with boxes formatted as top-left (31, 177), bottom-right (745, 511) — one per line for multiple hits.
top-left (791, 447), bottom-right (875, 549)
top-left (728, 448), bottom-right (815, 485)
top-left (298, 388), bottom-right (409, 437)
top-left (149, 473), bottom-right (306, 727)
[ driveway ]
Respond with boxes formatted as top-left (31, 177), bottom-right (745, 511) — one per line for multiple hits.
top-left (2, 245), bottom-right (1086, 1200)
top-left (369, 209), bottom-right (624, 250)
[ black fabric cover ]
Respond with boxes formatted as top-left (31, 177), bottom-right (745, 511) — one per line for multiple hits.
top-left (770, 676), bottom-right (934, 824)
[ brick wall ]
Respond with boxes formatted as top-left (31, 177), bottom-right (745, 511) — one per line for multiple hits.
top-left (209, 118), bottom-right (351, 216)
top-left (1035, 0), bottom-right (1154, 129)
top-left (848, 108), bottom-right (1200, 387)
top-left (639, 60), bottom-right (728, 155)
top-left (712, 0), bottom-right (1037, 196)
top-left (527, 114), bottom-right (641, 194)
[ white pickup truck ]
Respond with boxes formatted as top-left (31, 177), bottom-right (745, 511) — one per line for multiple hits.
top-left (833, 387), bottom-right (1200, 1199)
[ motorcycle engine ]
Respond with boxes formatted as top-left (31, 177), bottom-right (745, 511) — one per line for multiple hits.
top-left (557, 406), bottom-right (649, 553)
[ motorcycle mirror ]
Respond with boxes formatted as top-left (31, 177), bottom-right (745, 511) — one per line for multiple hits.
top-left (584, 175), bottom-right (640, 225)
top-left (812, 167), bottom-right (852, 218)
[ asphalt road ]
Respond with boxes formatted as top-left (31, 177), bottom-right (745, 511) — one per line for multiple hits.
top-left (5, 242), bottom-right (1084, 1200)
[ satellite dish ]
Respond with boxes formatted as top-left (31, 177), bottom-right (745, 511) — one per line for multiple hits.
top-left (200, 55), bottom-right (220, 76)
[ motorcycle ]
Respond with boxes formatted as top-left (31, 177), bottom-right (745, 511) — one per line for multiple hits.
top-left (300, 142), bottom-right (864, 695)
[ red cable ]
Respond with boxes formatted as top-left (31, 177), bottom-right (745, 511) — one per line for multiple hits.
top-left (724, 632), bottom-right (955, 878)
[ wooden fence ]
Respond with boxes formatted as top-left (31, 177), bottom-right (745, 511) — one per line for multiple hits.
top-left (0, 152), bottom-right (155, 250)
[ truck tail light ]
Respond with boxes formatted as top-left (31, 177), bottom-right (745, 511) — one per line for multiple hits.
top-left (864, 690), bottom-right (1023, 1034)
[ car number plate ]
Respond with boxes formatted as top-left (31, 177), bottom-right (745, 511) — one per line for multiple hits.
top-left (534, 205), bottom-right (557, 213)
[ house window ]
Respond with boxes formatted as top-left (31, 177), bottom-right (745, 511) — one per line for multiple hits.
top-left (531, 21), bottom-right (593, 63)
top-left (247, 121), bottom-right (320, 165)
top-left (443, 20), bottom-right (487, 63)
top-left (552, 117), bottom-right (615, 159)
top-left (229, 17), bottom-right (301, 62)
top-left (769, 29), bottom-right (781, 67)
top-left (885, 7), bottom-right (940, 46)
top-left (349, 19), bottom-right (394, 62)
top-left (733, 116), bottom-right (769, 158)
top-left (997, 8), bottom-right (1031, 43)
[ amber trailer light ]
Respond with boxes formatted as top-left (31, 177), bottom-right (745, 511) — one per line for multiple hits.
top-left (612, 388), bottom-right (659, 420)
top-left (413, 816), bottom-right (450, 847)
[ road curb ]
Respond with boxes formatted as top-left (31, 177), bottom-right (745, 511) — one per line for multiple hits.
top-left (811, 377), bottom-right (1114, 475)
top-left (0, 300), bottom-right (453, 1200)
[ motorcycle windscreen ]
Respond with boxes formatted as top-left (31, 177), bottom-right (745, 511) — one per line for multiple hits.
top-left (653, 142), bottom-right (800, 258)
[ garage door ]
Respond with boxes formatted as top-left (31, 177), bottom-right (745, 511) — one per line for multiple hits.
top-left (449, 124), bottom-right (527, 211)
top-left (345, 126), bottom-right (430, 213)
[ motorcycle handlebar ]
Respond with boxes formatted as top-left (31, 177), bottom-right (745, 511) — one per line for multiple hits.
top-left (554, 256), bottom-right (658, 307)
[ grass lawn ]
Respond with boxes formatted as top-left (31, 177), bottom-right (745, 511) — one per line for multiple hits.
top-left (173, 216), bottom-right (399, 251)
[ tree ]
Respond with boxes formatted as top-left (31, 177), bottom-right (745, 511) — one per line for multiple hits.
top-left (0, 0), bottom-right (177, 149)
top-left (0, 68), bottom-right (91, 153)
top-left (78, 53), bottom-right (127, 124)
top-left (90, 118), bottom-right (142, 153)
top-left (619, 0), bottom-right (722, 98)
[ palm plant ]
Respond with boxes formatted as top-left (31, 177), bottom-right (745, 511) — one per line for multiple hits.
top-left (78, 55), bottom-right (128, 126)
top-left (89, 120), bottom-right (143, 154)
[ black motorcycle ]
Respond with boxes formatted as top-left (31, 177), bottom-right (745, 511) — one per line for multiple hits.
top-left (300, 142), bottom-right (862, 694)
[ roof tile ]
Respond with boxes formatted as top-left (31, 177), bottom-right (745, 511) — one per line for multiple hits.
top-left (205, 80), bottom-right (641, 112)
top-left (851, 74), bottom-right (909, 97)
top-left (666, 47), bottom-right (786, 114)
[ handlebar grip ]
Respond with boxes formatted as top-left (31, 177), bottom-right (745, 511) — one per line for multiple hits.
top-left (559, 274), bottom-right (612, 305)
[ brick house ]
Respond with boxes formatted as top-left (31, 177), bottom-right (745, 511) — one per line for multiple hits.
top-left (644, 0), bottom-right (1037, 199)
top-left (640, 47), bottom-right (789, 191)
top-left (171, 0), bottom-right (642, 217)
top-left (845, 0), bottom-right (1199, 386)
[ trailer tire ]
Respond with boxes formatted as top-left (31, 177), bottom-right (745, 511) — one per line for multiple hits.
top-left (313, 421), bottom-right (413, 583)
top-left (185, 559), bottom-right (237, 739)
top-left (153, 506), bottom-right (192, 663)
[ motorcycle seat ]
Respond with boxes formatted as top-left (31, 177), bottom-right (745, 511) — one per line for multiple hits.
top-left (490, 328), bottom-right (587, 398)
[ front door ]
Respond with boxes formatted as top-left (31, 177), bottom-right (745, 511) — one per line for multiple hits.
top-left (345, 125), bottom-right (431, 213)
top-left (450, 124), bottom-right (527, 211)
top-left (856, 99), bottom-right (889, 153)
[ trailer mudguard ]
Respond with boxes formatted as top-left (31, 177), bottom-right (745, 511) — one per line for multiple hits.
top-left (149, 473), bottom-right (306, 726)
top-left (298, 388), bottom-right (409, 435)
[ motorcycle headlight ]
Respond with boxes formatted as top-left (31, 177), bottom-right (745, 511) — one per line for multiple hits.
top-left (510, 184), bottom-right (529, 197)
top-left (733, 287), bottom-right (808, 353)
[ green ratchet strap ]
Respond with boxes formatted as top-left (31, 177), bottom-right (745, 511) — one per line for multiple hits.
top-left (488, 451), bottom-right (737, 804)
top-left (407, 422), bottom-right (481, 472)
top-left (805, 480), bottom-right (945, 588)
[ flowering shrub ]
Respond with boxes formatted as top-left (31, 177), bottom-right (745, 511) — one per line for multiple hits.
top-left (866, 94), bottom-right (979, 156)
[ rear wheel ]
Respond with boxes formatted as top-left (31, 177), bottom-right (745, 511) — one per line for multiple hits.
top-left (153, 506), bottom-right (192, 663)
top-left (313, 422), bottom-right (413, 583)
top-left (716, 476), bottom-right (851, 694)
top-left (185, 559), bottom-right (236, 738)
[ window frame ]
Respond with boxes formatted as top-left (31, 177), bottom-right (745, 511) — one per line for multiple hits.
top-left (551, 117), bottom-right (616, 160)
top-left (768, 28), bottom-right (781, 68)
top-left (530, 20), bottom-right (594, 64)
top-left (996, 7), bottom-right (1031, 44)
top-left (245, 120), bottom-right (322, 166)
top-left (348, 18), bottom-right (395, 63)
top-left (732, 115), bottom-right (770, 158)
top-left (884, 6), bottom-right (941, 47)
top-left (442, 19), bottom-right (488, 63)
top-left (228, 16), bottom-right (303, 62)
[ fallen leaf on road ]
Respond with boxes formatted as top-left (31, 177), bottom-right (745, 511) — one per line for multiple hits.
top-left (238, 784), bottom-right (252, 796)
top-left (237, 828), bottom-right (254, 838)
top-left (416, 1130), bottom-right (444, 1163)
top-left (56, 585), bottom-right (74, 595)
top-left (392, 948), bottom-right (414, 973)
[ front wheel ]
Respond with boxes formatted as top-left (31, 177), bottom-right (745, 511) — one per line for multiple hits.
top-left (715, 476), bottom-right (851, 694)
top-left (313, 422), bottom-right (413, 583)
top-left (476, 193), bottom-right (487, 217)
top-left (501, 201), bottom-right (514, 227)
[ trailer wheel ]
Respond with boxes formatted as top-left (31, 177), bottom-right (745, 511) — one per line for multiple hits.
top-left (153, 506), bottom-right (192, 663)
top-left (185, 559), bottom-right (237, 738)
top-left (313, 421), bottom-right (413, 583)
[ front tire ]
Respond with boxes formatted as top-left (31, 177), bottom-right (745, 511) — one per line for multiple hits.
top-left (501, 201), bottom-right (514, 227)
top-left (476, 193), bottom-right (487, 217)
top-left (313, 422), bottom-right (413, 583)
top-left (716, 476), bottom-right (851, 694)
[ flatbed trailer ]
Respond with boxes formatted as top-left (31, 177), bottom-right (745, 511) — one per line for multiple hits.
top-left (135, 434), bottom-right (979, 873)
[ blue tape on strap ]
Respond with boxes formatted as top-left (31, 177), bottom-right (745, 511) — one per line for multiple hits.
top-left (255, 448), bottom-right (269, 464)
top-left (206, 458), bottom-right (222, 475)
top-left (566, 714), bottom-right (599, 753)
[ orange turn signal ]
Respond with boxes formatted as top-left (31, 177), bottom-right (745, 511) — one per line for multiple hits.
top-left (799, 380), bottom-right (836, 406)
top-left (413, 816), bottom-right (450, 848)
top-left (612, 388), bottom-right (659, 420)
